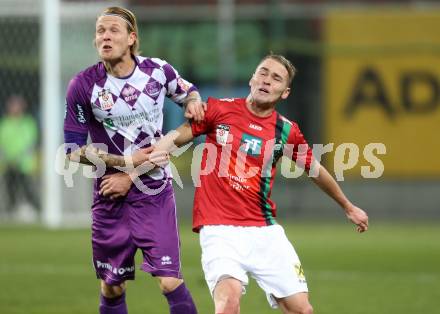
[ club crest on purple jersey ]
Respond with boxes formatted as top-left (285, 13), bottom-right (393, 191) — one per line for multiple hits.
top-left (120, 83), bottom-right (141, 106)
top-left (144, 80), bottom-right (161, 99)
top-left (98, 89), bottom-right (115, 111)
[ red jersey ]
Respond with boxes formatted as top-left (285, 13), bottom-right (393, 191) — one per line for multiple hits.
top-left (190, 97), bottom-right (314, 232)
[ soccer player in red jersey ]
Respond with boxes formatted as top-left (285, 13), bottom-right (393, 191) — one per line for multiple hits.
top-left (151, 54), bottom-right (369, 314)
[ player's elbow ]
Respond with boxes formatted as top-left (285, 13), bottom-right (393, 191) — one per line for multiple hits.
top-left (65, 146), bottom-right (85, 163)
top-left (65, 151), bottom-right (74, 160)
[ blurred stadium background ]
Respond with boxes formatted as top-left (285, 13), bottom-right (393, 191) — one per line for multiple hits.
top-left (0, 0), bottom-right (439, 313)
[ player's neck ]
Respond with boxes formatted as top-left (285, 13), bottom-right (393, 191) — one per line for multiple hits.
top-left (245, 95), bottom-right (275, 118)
top-left (104, 54), bottom-right (135, 78)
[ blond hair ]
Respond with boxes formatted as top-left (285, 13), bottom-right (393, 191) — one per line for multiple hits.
top-left (99, 6), bottom-right (140, 55)
top-left (260, 54), bottom-right (297, 86)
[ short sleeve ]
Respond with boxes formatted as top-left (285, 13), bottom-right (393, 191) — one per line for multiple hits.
top-left (287, 122), bottom-right (314, 172)
top-left (162, 61), bottom-right (198, 105)
top-left (190, 97), bottom-right (219, 136)
top-left (63, 75), bottom-right (91, 135)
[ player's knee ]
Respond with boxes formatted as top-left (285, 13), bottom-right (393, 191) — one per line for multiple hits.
top-left (294, 304), bottom-right (313, 314)
top-left (214, 288), bottom-right (241, 313)
top-left (215, 294), bottom-right (240, 314)
top-left (278, 293), bottom-right (313, 314)
top-left (157, 276), bottom-right (183, 293)
top-left (100, 280), bottom-right (126, 298)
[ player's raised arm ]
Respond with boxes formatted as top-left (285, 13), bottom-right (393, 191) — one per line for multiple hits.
top-left (183, 91), bottom-right (206, 122)
top-left (310, 163), bottom-right (369, 233)
top-left (160, 59), bottom-right (205, 122)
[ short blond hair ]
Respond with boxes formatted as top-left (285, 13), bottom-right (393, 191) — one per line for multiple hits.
top-left (259, 54), bottom-right (297, 86)
top-left (99, 6), bottom-right (140, 55)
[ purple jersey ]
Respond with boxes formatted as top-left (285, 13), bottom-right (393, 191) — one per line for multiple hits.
top-left (64, 56), bottom-right (197, 200)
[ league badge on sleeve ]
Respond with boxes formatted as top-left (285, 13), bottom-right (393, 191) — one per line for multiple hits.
top-left (177, 77), bottom-right (191, 92)
top-left (216, 124), bottom-right (230, 146)
top-left (98, 89), bottom-right (114, 110)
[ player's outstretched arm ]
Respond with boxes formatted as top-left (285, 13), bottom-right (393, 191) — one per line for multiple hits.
top-left (67, 145), bottom-right (167, 170)
top-left (154, 122), bottom-right (195, 152)
top-left (310, 163), bottom-right (369, 233)
top-left (67, 145), bottom-right (169, 200)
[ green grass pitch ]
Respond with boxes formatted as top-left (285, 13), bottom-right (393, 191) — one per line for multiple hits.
top-left (1, 221), bottom-right (439, 313)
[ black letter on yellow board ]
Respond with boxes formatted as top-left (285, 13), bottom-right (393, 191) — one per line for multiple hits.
top-left (345, 67), bottom-right (395, 118)
top-left (401, 72), bottom-right (439, 113)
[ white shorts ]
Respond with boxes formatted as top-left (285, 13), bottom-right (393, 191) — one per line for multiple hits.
top-left (200, 224), bottom-right (308, 308)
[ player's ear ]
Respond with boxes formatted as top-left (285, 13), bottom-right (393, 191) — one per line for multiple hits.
top-left (281, 87), bottom-right (291, 100)
top-left (128, 32), bottom-right (136, 46)
top-left (249, 73), bottom-right (255, 87)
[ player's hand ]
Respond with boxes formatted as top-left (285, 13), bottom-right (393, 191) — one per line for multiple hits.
top-left (184, 99), bottom-right (207, 122)
top-left (132, 147), bottom-right (169, 168)
top-left (345, 204), bottom-right (369, 233)
top-left (131, 146), bottom-right (154, 168)
top-left (99, 172), bottom-right (133, 200)
top-left (149, 149), bottom-right (170, 168)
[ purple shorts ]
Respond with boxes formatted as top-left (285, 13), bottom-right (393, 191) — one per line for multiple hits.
top-left (91, 182), bottom-right (182, 285)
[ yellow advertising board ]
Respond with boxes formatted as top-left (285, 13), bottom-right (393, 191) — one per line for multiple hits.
top-left (324, 10), bottom-right (440, 178)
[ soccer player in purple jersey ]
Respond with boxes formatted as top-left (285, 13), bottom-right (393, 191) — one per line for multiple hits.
top-left (63, 6), bottom-right (201, 314)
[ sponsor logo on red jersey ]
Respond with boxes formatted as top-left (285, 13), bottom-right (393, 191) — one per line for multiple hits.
top-left (240, 133), bottom-right (263, 156)
top-left (249, 123), bottom-right (262, 131)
